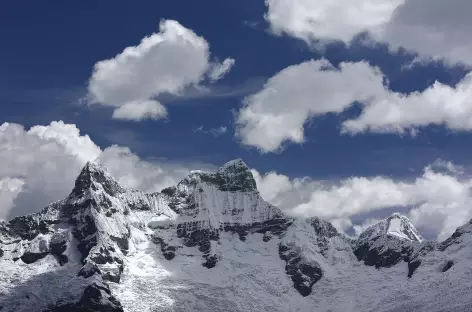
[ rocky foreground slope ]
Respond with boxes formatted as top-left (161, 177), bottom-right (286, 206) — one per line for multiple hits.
top-left (0, 159), bottom-right (471, 312)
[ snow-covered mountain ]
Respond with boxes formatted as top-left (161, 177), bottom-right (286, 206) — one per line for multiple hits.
top-left (1, 159), bottom-right (471, 312)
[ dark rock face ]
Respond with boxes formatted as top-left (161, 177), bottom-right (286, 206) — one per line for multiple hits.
top-left (440, 220), bottom-right (472, 251)
top-left (125, 194), bottom-right (154, 211)
top-left (70, 162), bottom-right (124, 200)
top-left (279, 244), bottom-right (322, 297)
top-left (66, 199), bottom-right (99, 263)
top-left (262, 232), bottom-right (272, 242)
top-left (354, 236), bottom-right (415, 269)
top-left (162, 244), bottom-right (177, 261)
top-left (172, 159), bottom-right (258, 195)
top-left (224, 217), bottom-right (291, 241)
top-left (8, 215), bottom-right (42, 240)
top-left (442, 260), bottom-right (454, 272)
top-left (90, 246), bottom-right (120, 265)
top-left (177, 226), bottom-right (220, 247)
top-left (177, 225), bottom-right (220, 267)
top-left (309, 218), bottom-right (339, 257)
top-left (50, 240), bottom-right (67, 255)
top-left (103, 270), bottom-right (123, 283)
top-left (161, 187), bottom-right (176, 197)
top-left (44, 283), bottom-right (124, 312)
top-left (50, 240), bottom-right (69, 266)
top-left (408, 260), bottom-right (422, 278)
top-left (20, 251), bottom-right (50, 264)
top-left (78, 264), bottom-right (101, 278)
top-left (354, 233), bottom-right (441, 279)
top-left (169, 218), bottom-right (292, 269)
top-left (0, 247), bottom-right (3, 258)
top-left (276, 218), bottom-right (337, 297)
top-left (202, 254), bottom-right (218, 269)
top-left (150, 234), bottom-right (179, 261)
top-left (110, 235), bottom-right (129, 255)
top-left (200, 159), bottom-right (257, 192)
top-left (407, 241), bottom-right (437, 277)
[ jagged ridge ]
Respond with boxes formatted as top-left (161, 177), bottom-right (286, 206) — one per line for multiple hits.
top-left (1, 160), bottom-right (472, 312)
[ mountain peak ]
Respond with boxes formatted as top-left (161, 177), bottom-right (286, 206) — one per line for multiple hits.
top-left (70, 161), bottom-right (124, 199)
top-left (389, 212), bottom-right (404, 219)
top-left (359, 212), bottom-right (423, 243)
top-left (83, 160), bottom-right (103, 170)
top-left (213, 158), bottom-right (256, 192)
top-left (218, 158), bottom-right (248, 171)
top-left (386, 213), bottom-right (423, 242)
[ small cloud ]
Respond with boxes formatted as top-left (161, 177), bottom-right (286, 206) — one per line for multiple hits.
top-left (193, 125), bottom-right (228, 137)
top-left (112, 100), bottom-right (168, 121)
top-left (242, 20), bottom-right (266, 32)
top-left (429, 159), bottom-right (464, 175)
top-left (208, 58), bottom-right (235, 82)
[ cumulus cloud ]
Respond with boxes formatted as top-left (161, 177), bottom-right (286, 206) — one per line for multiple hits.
top-left (344, 72), bottom-right (472, 134)
top-left (98, 146), bottom-right (197, 193)
top-left (0, 178), bottom-right (24, 220)
top-left (236, 59), bottom-right (384, 152)
top-left (253, 161), bottom-right (472, 241)
top-left (88, 19), bottom-right (234, 121)
top-left (236, 59), bottom-right (472, 152)
top-left (0, 121), bottom-right (201, 220)
top-left (265, 0), bottom-right (472, 66)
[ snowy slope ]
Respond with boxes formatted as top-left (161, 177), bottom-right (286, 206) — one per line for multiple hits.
top-left (1, 159), bottom-right (472, 312)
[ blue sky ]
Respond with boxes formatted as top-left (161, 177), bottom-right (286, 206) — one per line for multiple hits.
top-left (1, 0), bottom-right (469, 178)
top-left (2, 0), bottom-right (472, 239)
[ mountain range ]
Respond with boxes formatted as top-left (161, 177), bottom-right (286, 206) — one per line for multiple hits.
top-left (0, 159), bottom-right (471, 312)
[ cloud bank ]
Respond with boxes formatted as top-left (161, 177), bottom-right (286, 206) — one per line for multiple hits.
top-left (1, 121), bottom-right (470, 241)
top-left (253, 160), bottom-right (472, 241)
top-left (0, 121), bottom-right (200, 220)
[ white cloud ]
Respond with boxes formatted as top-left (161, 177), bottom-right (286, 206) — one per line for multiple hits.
top-left (98, 146), bottom-right (196, 193)
top-left (352, 218), bottom-right (382, 236)
top-left (236, 59), bottom-right (384, 152)
top-left (253, 162), bottom-right (472, 241)
top-left (193, 125), bottom-right (228, 137)
top-left (0, 178), bottom-right (24, 220)
top-left (251, 170), bottom-right (293, 204)
top-left (236, 59), bottom-right (472, 152)
top-left (0, 121), bottom-right (201, 220)
top-left (208, 58), bottom-right (235, 82)
top-left (112, 100), bottom-right (168, 121)
top-left (344, 72), bottom-right (472, 134)
top-left (265, 0), bottom-right (472, 66)
top-left (0, 121), bottom-right (101, 219)
top-left (382, 0), bottom-right (472, 66)
top-left (266, 0), bottom-right (403, 43)
top-left (88, 19), bottom-right (234, 121)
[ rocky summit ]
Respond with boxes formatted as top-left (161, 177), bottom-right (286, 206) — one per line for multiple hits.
top-left (1, 159), bottom-right (472, 312)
